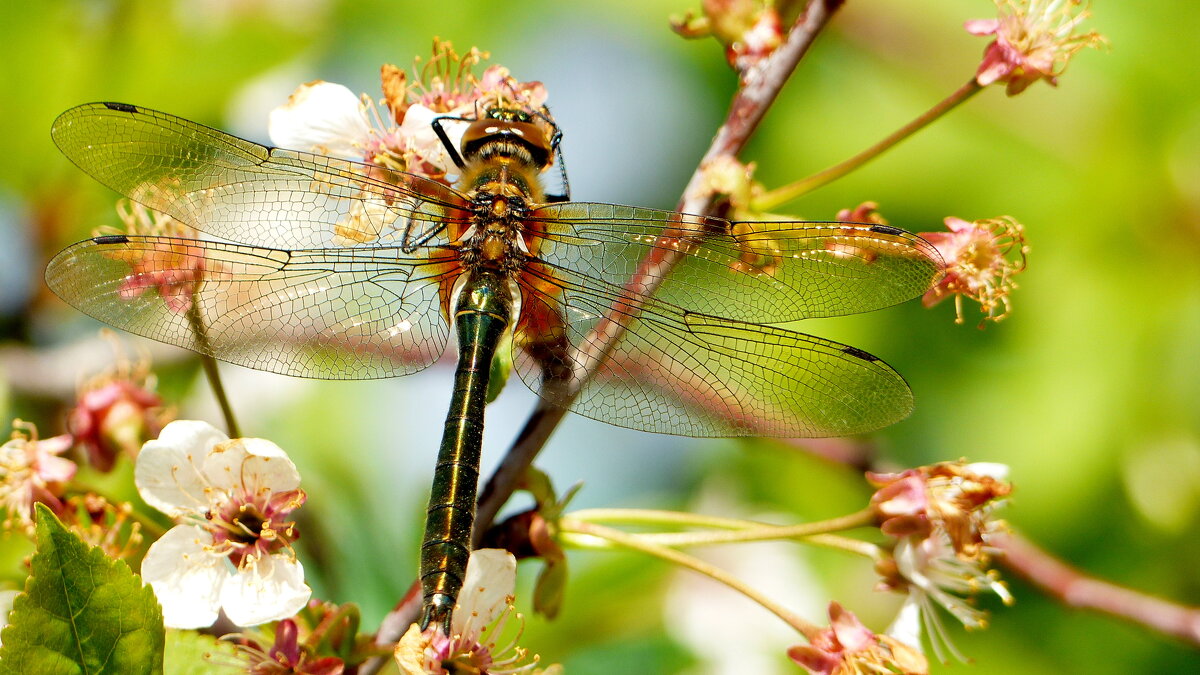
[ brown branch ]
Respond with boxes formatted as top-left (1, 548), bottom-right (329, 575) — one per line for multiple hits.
top-left (676, 0), bottom-right (846, 212)
top-left (369, 0), bottom-right (847, 653)
top-left (995, 530), bottom-right (1200, 646)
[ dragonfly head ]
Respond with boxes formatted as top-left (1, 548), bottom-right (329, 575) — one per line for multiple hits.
top-left (460, 108), bottom-right (555, 171)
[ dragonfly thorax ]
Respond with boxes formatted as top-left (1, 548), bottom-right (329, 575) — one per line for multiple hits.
top-left (456, 190), bottom-right (531, 273)
top-left (456, 129), bottom-right (544, 274)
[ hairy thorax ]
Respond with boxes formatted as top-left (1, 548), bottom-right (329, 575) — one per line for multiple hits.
top-left (458, 150), bottom-right (546, 275)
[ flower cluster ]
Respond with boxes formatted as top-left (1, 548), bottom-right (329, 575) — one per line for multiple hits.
top-left (672, 0), bottom-right (784, 72)
top-left (394, 549), bottom-right (557, 674)
top-left (231, 616), bottom-right (345, 674)
top-left (69, 350), bottom-right (168, 472)
top-left (135, 420), bottom-right (311, 628)
top-left (59, 494), bottom-right (145, 561)
top-left (1, 353), bottom-right (161, 552)
top-left (869, 462), bottom-right (1014, 660)
top-left (788, 602), bottom-right (928, 675)
top-left (0, 422), bottom-right (75, 533)
top-left (99, 198), bottom-right (209, 314)
top-left (832, 203), bottom-right (1028, 327)
top-left (269, 39), bottom-right (548, 185)
top-left (967, 0), bottom-right (1104, 96)
top-left (870, 461), bottom-right (1011, 556)
top-left (920, 216), bottom-right (1029, 326)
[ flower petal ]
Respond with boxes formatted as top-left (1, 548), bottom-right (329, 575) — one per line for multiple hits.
top-left (393, 624), bottom-right (433, 675)
top-left (963, 18), bottom-right (999, 36)
top-left (451, 548), bottom-right (516, 636)
top-left (966, 462), bottom-right (1009, 481)
top-left (885, 591), bottom-right (924, 651)
top-left (219, 554), bottom-right (311, 626)
top-left (269, 81), bottom-right (371, 160)
top-left (141, 525), bottom-right (225, 628)
top-left (239, 438), bottom-right (302, 493)
top-left (201, 437), bottom-right (300, 497)
top-left (398, 104), bottom-right (463, 178)
top-left (787, 645), bottom-right (840, 674)
top-left (135, 420), bottom-right (227, 516)
top-left (829, 602), bottom-right (875, 652)
top-left (36, 453), bottom-right (78, 484)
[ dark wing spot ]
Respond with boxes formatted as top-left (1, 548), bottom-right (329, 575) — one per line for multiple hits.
top-left (92, 235), bottom-right (129, 245)
top-left (102, 102), bottom-right (139, 113)
top-left (869, 224), bottom-right (904, 236)
top-left (841, 345), bottom-right (880, 362)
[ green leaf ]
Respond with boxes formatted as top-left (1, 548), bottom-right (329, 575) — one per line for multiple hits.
top-left (0, 504), bottom-right (165, 674)
top-left (163, 630), bottom-right (239, 675)
top-left (485, 333), bottom-right (513, 404)
top-left (533, 556), bottom-right (568, 620)
top-left (521, 466), bottom-right (557, 507)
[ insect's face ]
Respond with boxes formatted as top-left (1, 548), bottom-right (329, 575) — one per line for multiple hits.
top-left (460, 108), bottom-right (553, 169)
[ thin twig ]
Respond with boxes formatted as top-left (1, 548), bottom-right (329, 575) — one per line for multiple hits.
top-left (564, 517), bottom-right (823, 641)
top-left (995, 531), bottom-right (1200, 646)
top-left (570, 506), bottom-right (873, 532)
top-left (755, 77), bottom-right (982, 208)
top-left (185, 302), bottom-right (241, 438)
top-left (565, 507), bottom-right (880, 552)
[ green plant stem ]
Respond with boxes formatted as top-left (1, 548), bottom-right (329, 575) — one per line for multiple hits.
top-left (185, 302), bottom-right (242, 438)
top-left (568, 507), bottom-right (881, 556)
top-left (568, 508), bottom-right (761, 529)
top-left (569, 507), bottom-right (876, 546)
top-left (561, 517), bottom-right (823, 641)
top-left (199, 354), bottom-right (241, 438)
top-left (801, 533), bottom-right (884, 560)
top-left (123, 508), bottom-right (168, 539)
top-left (755, 77), bottom-right (983, 209)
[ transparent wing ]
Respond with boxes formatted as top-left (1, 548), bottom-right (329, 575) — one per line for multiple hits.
top-left (513, 262), bottom-right (913, 438)
top-left (529, 202), bottom-right (943, 323)
top-left (46, 235), bottom-right (452, 379)
top-left (51, 102), bottom-right (472, 250)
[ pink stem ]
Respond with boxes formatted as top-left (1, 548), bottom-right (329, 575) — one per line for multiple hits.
top-left (996, 531), bottom-right (1200, 646)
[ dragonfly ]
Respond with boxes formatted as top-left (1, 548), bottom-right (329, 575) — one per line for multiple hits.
top-left (46, 101), bottom-right (943, 632)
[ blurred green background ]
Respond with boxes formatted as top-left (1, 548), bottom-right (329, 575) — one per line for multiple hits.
top-left (1, 0), bottom-right (1197, 672)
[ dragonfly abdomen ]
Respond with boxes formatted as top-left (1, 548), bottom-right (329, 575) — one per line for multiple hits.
top-left (419, 268), bottom-right (515, 632)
